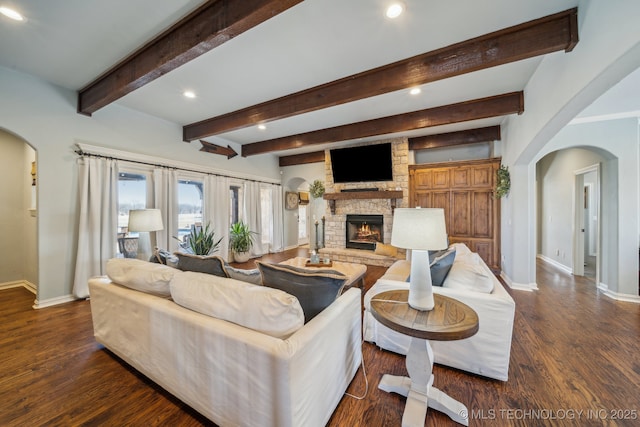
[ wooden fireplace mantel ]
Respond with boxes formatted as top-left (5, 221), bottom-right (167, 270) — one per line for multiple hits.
top-left (323, 190), bottom-right (403, 214)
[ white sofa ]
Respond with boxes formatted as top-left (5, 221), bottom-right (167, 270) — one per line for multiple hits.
top-left (363, 243), bottom-right (515, 381)
top-left (89, 259), bottom-right (362, 427)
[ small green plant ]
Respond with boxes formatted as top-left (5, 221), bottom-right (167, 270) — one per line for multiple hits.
top-left (174, 222), bottom-right (222, 255)
top-left (309, 179), bottom-right (325, 198)
top-left (495, 164), bottom-right (511, 198)
top-left (229, 221), bottom-right (258, 254)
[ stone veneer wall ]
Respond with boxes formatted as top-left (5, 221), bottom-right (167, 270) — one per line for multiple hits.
top-left (319, 138), bottom-right (409, 266)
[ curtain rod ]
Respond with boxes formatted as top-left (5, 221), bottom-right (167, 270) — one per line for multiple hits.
top-left (74, 147), bottom-right (281, 187)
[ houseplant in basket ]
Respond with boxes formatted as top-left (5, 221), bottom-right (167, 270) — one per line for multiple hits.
top-left (229, 221), bottom-right (258, 263)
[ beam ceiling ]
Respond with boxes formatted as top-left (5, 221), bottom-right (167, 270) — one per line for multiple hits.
top-left (409, 126), bottom-right (501, 150)
top-left (242, 92), bottom-right (524, 156)
top-left (77, 0), bottom-right (303, 116)
top-left (183, 8), bottom-right (577, 142)
top-left (276, 126), bottom-right (502, 167)
top-left (278, 151), bottom-right (325, 167)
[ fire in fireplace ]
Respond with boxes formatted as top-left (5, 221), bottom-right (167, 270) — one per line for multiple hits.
top-left (346, 214), bottom-right (383, 250)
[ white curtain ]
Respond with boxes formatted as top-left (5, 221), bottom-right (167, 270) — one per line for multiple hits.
top-left (244, 181), bottom-right (264, 257)
top-left (72, 157), bottom-right (119, 299)
top-left (271, 184), bottom-right (284, 252)
top-left (204, 175), bottom-right (231, 261)
top-left (153, 168), bottom-right (178, 251)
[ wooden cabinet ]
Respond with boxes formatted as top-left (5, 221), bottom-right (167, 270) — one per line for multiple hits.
top-left (409, 158), bottom-right (501, 272)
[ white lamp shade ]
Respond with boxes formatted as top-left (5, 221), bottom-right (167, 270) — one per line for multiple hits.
top-left (391, 207), bottom-right (448, 250)
top-left (127, 209), bottom-right (164, 232)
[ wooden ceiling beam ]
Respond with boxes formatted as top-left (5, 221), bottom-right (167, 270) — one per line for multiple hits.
top-left (77, 0), bottom-right (303, 116)
top-left (409, 126), bottom-right (501, 150)
top-left (242, 92), bottom-right (523, 156)
top-left (279, 151), bottom-right (325, 167)
top-left (184, 8), bottom-right (576, 141)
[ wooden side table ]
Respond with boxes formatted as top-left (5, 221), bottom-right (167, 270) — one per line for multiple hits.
top-left (370, 290), bottom-right (479, 427)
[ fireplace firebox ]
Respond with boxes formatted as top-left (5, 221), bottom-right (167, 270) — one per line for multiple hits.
top-left (346, 214), bottom-right (383, 250)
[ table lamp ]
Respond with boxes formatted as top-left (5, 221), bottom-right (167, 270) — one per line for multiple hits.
top-left (391, 207), bottom-right (448, 311)
top-left (128, 209), bottom-right (164, 261)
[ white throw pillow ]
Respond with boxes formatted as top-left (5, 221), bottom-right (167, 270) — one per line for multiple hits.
top-left (170, 271), bottom-right (304, 339)
top-left (450, 242), bottom-right (473, 255)
top-left (453, 251), bottom-right (482, 265)
top-left (106, 258), bottom-right (179, 297)
top-left (443, 261), bottom-right (494, 293)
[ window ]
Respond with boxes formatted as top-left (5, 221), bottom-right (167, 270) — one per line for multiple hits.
top-left (118, 172), bottom-right (147, 234)
top-left (230, 185), bottom-right (240, 226)
top-left (117, 172), bottom-right (147, 258)
top-left (178, 179), bottom-right (203, 240)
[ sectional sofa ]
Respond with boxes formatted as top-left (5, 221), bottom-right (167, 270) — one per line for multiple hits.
top-left (89, 258), bottom-right (362, 427)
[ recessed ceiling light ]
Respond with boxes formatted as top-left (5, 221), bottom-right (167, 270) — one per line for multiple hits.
top-left (183, 90), bottom-right (196, 99)
top-left (0, 6), bottom-right (24, 21)
top-left (410, 87), bottom-right (421, 95)
top-left (385, 2), bottom-right (404, 19)
top-left (258, 124), bottom-right (267, 130)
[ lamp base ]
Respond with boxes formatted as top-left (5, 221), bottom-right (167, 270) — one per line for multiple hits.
top-left (137, 232), bottom-right (152, 262)
top-left (408, 250), bottom-right (434, 311)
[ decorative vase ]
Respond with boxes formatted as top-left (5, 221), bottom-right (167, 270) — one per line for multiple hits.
top-left (234, 251), bottom-right (250, 263)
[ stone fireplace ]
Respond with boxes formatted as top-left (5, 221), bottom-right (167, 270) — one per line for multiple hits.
top-left (345, 214), bottom-right (383, 250)
top-left (318, 138), bottom-right (409, 266)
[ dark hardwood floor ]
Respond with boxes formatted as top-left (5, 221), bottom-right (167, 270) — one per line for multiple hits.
top-left (1, 249), bottom-right (639, 426)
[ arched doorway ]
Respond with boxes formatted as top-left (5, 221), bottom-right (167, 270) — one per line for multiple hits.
top-left (0, 128), bottom-right (38, 296)
top-left (536, 145), bottom-right (618, 293)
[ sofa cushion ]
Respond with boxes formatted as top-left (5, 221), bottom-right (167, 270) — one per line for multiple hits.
top-left (105, 258), bottom-right (179, 297)
top-left (225, 265), bottom-right (262, 285)
top-left (406, 248), bottom-right (456, 286)
top-left (430, 248), bottom-right (456, 286)
top-left (150, 248), bottom-right (179, 267)
top-left (170, 271), bottom-right (304, 339)
top-left (443, 260), bottom-right (494, 293)
top-left (450, 242), bottom-right (472, 255)
top-left (174, 252), bottom-right (228, 278)
top-left (256, 261), bottom-right (348, 323)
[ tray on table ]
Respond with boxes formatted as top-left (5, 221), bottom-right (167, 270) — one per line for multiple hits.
top-left (305, 260), bottom-right (333, 267)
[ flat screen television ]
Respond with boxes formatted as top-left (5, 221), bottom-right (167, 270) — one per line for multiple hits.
top-left (329, 143), bottom-right (393, 183)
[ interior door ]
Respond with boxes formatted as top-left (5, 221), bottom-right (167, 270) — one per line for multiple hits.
top-left (297, 204), bottom-right (309, 246)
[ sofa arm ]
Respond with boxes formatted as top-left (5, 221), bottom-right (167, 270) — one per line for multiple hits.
top-left (285, 287), bottom-right (362, 427)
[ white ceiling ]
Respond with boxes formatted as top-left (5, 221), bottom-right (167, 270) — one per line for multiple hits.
top-left (1, 0), bottom-right (637, 157)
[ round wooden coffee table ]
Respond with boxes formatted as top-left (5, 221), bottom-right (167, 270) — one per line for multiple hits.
top-left (370, 290), bottom-right (479, 427)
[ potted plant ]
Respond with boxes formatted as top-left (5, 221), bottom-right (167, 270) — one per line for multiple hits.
top-left (174, 222), bottom-right (223, 255)
top-left (229, 221), bottom-right (258, 263)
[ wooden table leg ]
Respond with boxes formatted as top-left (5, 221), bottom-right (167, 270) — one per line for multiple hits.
top-left (378, 337), bottom-right (470, 426)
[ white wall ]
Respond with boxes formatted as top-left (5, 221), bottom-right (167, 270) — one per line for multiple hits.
top-left (414, 142), bottom-right (492, 164)
top-left (536, 118), bottom-right (638, 296)
top-left (22, 143), bottom-right (38, 287)
top-left (0, 131), bottom-right (36, 285)
top-left (280, 161), bottom-right (325, 249)
top-left (499, 0), bottom-right (640, 293)
top-left (0, 66), bottom-right (281, 304)
top-left (536, 148), bottom-right (606, 269)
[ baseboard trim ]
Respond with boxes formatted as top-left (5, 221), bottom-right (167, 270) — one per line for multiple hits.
top-left (0, 280), bottom-right (36, 294)
top-left (33, 294), bottom-right (77, 309)
top-left (537, 254), bottom-right (573, 275)
top-left (499, 272), bottom-right (538, 291)
top-left (597, 283), bottom-right (640, 304)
